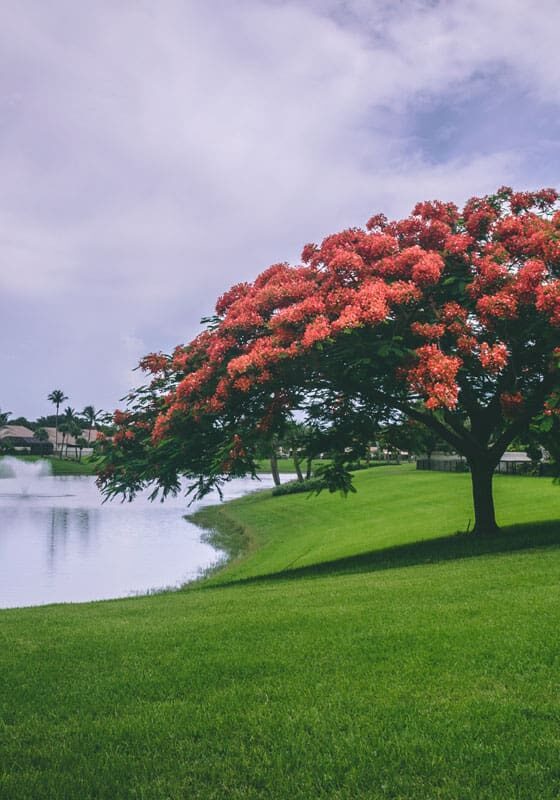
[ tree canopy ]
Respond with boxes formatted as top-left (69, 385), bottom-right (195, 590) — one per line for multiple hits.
top-left (97, 187), bottom-right (560, 534)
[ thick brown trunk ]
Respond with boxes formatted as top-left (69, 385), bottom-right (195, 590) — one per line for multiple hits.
top-left (469, 460), bottom-right (499, 535)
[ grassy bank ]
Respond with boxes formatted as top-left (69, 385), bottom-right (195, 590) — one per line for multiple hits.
top-left (9, 454), bottom-right (97, 475)
top-left (193, 463), bottom-right (560, 583)
top-left (1, 467), bottom-right (560, 798)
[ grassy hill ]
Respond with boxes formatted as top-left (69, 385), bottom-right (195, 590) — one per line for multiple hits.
top-left (1, 466), bottom-right (559, 799)
top-left (193, 463), bottom-right (560, 582)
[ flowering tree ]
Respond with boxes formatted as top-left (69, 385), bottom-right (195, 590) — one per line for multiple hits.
top-left (98, 187), bottom-right (560, 535)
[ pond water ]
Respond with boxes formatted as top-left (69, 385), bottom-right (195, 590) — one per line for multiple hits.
top-left (0, 458), bottom-right (278, 609)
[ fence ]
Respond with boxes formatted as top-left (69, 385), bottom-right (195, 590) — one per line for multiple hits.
top-left (416, 458), bottom-right (555, 477)
top-left (416, 458), bottom-right (468, 473)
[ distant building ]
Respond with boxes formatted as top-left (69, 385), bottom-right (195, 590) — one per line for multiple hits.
top-left (43, 427), bottom-right (102, 455)
top-left (0, 425), bottom-right (54, 455)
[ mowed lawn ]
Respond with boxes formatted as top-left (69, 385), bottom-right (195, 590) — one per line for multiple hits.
top-left (195, 463), bottom-right (560, 583)
top-left (1, 467), bottom-right (560, 799)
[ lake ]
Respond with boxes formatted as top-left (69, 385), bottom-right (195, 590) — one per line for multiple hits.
top-left (0, 460), bottom-right (277, 609)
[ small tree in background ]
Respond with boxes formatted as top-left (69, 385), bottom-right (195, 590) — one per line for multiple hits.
top-left (33, 427), bottom-right (50, 456)
top-left (379, 418), bottom-right (451, 463)
top-left (58, 421), bottom-right (70, 458)
top-left (75, 436), bottom-right (88, 462)
top-left (98, 187), bottom-right (560, 535)
top-left (0, 408), bottom-right (12, 454)
top-left (282, 422), bottom-right (313, 482)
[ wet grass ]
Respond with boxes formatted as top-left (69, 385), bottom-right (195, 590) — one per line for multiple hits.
top-left (1, 466), bottom-right (560, 798)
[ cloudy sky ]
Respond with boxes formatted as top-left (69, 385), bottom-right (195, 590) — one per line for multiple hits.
top-left (2, 0), bottom-right (560, 418)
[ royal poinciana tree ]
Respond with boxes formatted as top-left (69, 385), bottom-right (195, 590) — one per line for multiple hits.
top-left (97, 187), bottom-right (560, 534)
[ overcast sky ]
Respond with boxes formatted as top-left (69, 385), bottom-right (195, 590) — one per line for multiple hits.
top-left (2, 0), bottom-right (560, 419)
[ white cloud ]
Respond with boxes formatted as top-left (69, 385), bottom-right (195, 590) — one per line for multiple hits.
top-left (1, 0), bottom-right (560, 416)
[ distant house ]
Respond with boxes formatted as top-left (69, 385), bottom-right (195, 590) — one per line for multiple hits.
top-left (0, 425), bottom-right (53, 455)
top-left (0, 424), bottom-right (35, 443)
top-left (44, 427), bottom-right (102, 455)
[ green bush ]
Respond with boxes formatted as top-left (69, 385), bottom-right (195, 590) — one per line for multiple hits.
top-left (271, 477), bottom-right (325, 496)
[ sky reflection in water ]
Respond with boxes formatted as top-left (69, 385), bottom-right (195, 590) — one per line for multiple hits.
top-left (0, 471), bottom-right (276, 609)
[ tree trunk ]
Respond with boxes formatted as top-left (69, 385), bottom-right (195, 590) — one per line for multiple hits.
top-left (293, 455), bottom-right (304, 482)
top-left (270, 450), bottom-right (281, 487)
top-left (305, 458), bottom-right (312, 480)
top-left (468, 460), bottom-right (499, 535)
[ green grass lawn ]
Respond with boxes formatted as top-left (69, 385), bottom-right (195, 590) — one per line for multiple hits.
top-left (193, 463), bottom-right (560, 583)
top-left (11, 454), bottom-right (97, 475)
top-left (1, 467), bottom-right (560, 799)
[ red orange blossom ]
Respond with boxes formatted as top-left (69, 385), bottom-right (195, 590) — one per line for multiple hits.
top-left (99, 187), bottom-right (560, 535)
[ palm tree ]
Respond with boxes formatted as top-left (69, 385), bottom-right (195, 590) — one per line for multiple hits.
top-left (61, 408), bottom-right (79, 458)
top-left (82, 405), bottom-right (101, 443)
top-left (58, 421), bottom-right (70, 458)
top-left (75, 436), bottom-right (87, 462)
top-left (63, 406), bottom-right (77, 422)
top-left (0, 408), bottom-right (11, 427)
top-left (47, 389), bottom-right (68, 455)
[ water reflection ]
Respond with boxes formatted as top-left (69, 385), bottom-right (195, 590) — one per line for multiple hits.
top-left (45, 506), bottom-right (98, 572)
top-left (0, 472), bottom-right (277, 609)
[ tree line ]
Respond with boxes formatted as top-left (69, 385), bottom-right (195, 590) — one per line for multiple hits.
top-left (0, 390), bottom-right (105, 460)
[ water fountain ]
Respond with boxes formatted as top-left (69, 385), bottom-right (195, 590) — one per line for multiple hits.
top-left (0, 456), bottom-right (53, 497)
